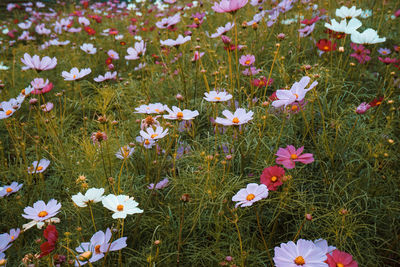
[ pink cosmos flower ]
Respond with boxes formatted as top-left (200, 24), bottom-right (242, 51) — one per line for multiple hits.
top-left (356, 102), bottom-right (371, 114)
top-left (212, 0), bottom-right (248, 13)
top-left (191, 51), bottom-right (205, 61)
top-left (327, 250), bottom-right (358, 267)
top-left (242, 66), bottom-right (261, 76)
top-left (21, 53), bottom-right (57, 71)
top-left (208, 22), bottom-right (234, 38)
top-left (275, 145), bottom-right (314, 169)
top-left (350, 43), bottom-right (371, 64)
top-left (107, 50), bottom-right (119, 60)
top-left (125, 40), bottom-right (146, 60)
top-left (378, 57), bottom-right (398, 65)
top-left (239, 54), bottom-right (255, 66)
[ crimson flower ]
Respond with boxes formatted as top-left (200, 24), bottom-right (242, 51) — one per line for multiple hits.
top-left (326, 249), bottom-right (358, 267)
top-left (369, 96), bottom-right (384, 107)
top-left (260, 166), bottom-right (285, 191)
top-left (316, 39), bottom-right (337, 52)
top-left (84, 26), bottom-right (96, 35)
top-left (39, 225), bottom-right (58, 258)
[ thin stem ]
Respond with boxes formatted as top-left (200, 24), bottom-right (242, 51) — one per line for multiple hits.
top-left (88, 203), bottom-right (97, 232)
top-left (233, 216), bottom-right (245, 267)
top-left (255, 208), bottom-right (273, 267)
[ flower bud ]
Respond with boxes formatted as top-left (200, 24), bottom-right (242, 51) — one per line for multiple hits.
top-left (78, 251), bottom-right (92, 261)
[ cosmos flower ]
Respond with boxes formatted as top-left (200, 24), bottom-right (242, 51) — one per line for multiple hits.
top-left (242, 66), bottom-right (262, 76)
top-left (125, 40), bottom-right (146, 60)
top-left (260, 166), bottom-right (285, 191)
top-left (72, 188), bottom-right (105, 208)
top-left (21, 53), bottom-right (57, 71)
top-left (356, 102), bottom-right (371, 114)
top-left (107, 50), bottom-right (119, 60)
top-left (39, 224), bottom-right (58, 258)
top-left (136, 136), bottom-right (156, 149)
top-left (377, 48), bottom-right (391, 56)
top-left (350, 28), bottom-right (386, 45)
top-left (163, 106), bottom-right (199, 120)
top-left (191, 51), bottom-right (205, 61)
top-left (239, 54), bottom-right (255, 66)
top-left (316, 39), bottom-right (337, 52)
top-left (139, 126), bottom-right (169, 141)
top-left (22, 199), bottom-right (61, 222)
top-left (204, 90), bottom-right (232, 102)
top-left (80, 43), bottom-right (97, 54)
top-left (62, 67), bottom-right (91, 81)
top-left (102, 194), bottom-right (143, 219)
top-left (298, 24), bottom-right (315, 37)
top-left (336, 6), bottom-right (363, 19)
top-left (75, 228), bottom-right (127, 266)
top-left (326, 250), bottom-right (358, 267)
top-left (273, 239), bottom-right (327, 267)
top-left (160, 35), bottom-right (191, 47)
top-left (135, 103), bottom-right (167, 114)
top-left (313, 239), bottom-right (336, 255)
top-left (350, 43), bottom-right (371, 64)
top-left (28, 159), bottom-right (51, 174)
top-left (156, 13), bottom-right (181, 29)
top-left (0, 235), bottom-right (11, 253)
top-left (212, 0), bottom-right (248, 13)
top-left (148, 178), bottom-right (169, 190)
top-left (215, 108), bottom-right (253, 126)
top-left (0, 182), bottom-right (23, 197)
top-left (232, 183), bottom-right (268, 208)
top-left (275, 145), bottom-right (314, 169)
top-left (115, 146), bottom-right (135, 160)
top-left (208, 22), bottom-right (234, 38)
top-left (324, 18), bottom-right (362, 34)
top-left (272, 76), bottom-right (318, 108)
top-left (1, 228), bottom-right (20, 243)
top-left (94, 71), bottom-right (117, 82)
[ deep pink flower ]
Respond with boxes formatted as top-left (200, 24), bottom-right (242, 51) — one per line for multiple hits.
top-left (260, 166), bottom-right (285, 191)
top-left (350, 43), bottom-right (371, 64)
top-left (378, 57), bottom-right (398, 65)
top-left (275, 145), bottom-right (314, 169)
top-left (327, 249), bottom-right (358, 267)
top-left (212, 0), bottom-right (248, 13)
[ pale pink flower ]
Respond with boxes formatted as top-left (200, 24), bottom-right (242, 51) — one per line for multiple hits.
top-left (192, 51), bottom-right (205, 61)
top-left (61, 67), bottom-right (91, 81)
top-left (160, 35), bottom-right (191, 47)
top-left (107, 50), bottom-right (119, 60)
top-left (275, 145), bottom-right (314, 169)
top-left (21, 53), bottom-right (57, 71)
top-left (356, 102), bottom-right (370, 114)
top-left (208, 22), bottom-right (234, 38)
top-left (94, 71), bottom-right (117, 82)
top-left (212, 0), bottom-right (248, 13)
top-left (239, 54), bottom-right (255, 66)
top-left (215, 108), bottom-right (253, 126)
top-left (125, 40), bottom-right (146, 60)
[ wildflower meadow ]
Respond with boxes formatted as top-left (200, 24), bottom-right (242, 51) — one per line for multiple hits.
top-left (1, 0), bottom-right (400, 266)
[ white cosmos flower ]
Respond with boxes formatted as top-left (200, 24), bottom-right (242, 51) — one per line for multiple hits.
top-left (272, 76), bottom-right (318, 108)
top-left (350, 28), bottom-right (386, 44)
top-left (62, 67), bottom-right (91, 81)
top-left (203, 90), bottom-right (232, 102)
top-left (125, 40), bottom-right (146, 60)
top-left (94, 71), bottom-right (117, 82)
top-left (160, 34), bottom-right (191, 47)
top-left (72, 188), bottom-right (105, 207)
top-left (135, 103), bottom-right (166, 114)
top-left (139, 126), bottom-right (169, 141)
top-left (215, 108), bottom-right (254, 126)
top-left (115, 146), bottom-right (135, 160)
top-left (324, 18), bottom-right (362, 34)
top-left (163, 106), bottom-right (199, 120)
top-left (336, 6), bottom-right (362, 19)
top-left (102, 194), bottom-right (143, 219)
top-left (80, 43), bottom-right (97, 54)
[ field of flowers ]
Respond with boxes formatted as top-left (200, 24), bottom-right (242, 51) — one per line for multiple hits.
top-left (0, 0), bottom-right (399, 266)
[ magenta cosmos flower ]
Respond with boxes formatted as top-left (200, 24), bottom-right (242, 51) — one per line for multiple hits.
top-left (22, 199), bottom-right (61, 222)
top-left (212, 0), bottom-right (248, 13)
top-left (21, 53), bottom-right (57, 71)
top-left (275, 145), bottom-right (314, 169)
top-left (327, 249), bottom-right (358, 267)
top-left (232, 183), bottom-right (268, 208)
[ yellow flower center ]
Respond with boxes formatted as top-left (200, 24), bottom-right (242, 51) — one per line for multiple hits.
top-left (291, 105), bottom-right (298, 111)
top-left (6, 187), bottom-right (12, 193)
top-left (214, 96), bottom-right (221, 100)
top-left (271, 176), bottom-right (277, 182)
top-left (337, 264), bottom-right (344, 267)
top-left (232, 117), bottom-right (240, 124)
top-left (291, 154), bottom-right (298, 160)
top-left (5, 110), bottom-right (12, 116)
top-left (245, 60), bottom-right (251, 65)
top-left (150, 133), bottom-right (158, 139)
top-left (37, 166), bottom-right (43, 171)
top-left (95, 244), bottom-right (101, 254)
top-left (294, 93), bottom-right (299, 99)
top-left (376, 101), bottom-right (381, 106)
top-left (246, 193), bottom-right (255, 201)
top-left (323, 45), bottom-right (329, 51)
top-left (117, 204), bottom-right (124, 211)
top-left (38, 210), bottom-right (48, 217)
top-left (177, 112), bottom-right (184, 119)
top-left (194, 17), bottom-right (200, 24)
top-left (11, 235), bottom-right (15, 240)
top-left (144, 139), bottom-right (150, 145)
top-left (21, 89), bottom-right (26, 95)
top-left (73, 75), bottom-right (76, 79)
top-left (155, 108), bottom-right (160, 112)
top-left (124, 150), bottom-right (130, 157)
top-left (294, 256), bottom-right (305, 265)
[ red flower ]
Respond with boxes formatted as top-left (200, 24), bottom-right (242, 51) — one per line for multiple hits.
top-left (325, 29), bottom-right (346, 39)
top-left (105, 57), bottom-right (113, 66)
top-left (301, 16), bottom-right (320, 25)
top-left (260, 166), bottom-right (285, 191)
top-left (326, 249), bottom-right (358, 267)
top-left (39, 225), bottom-right (58, 258)
top-left (84, 26), bottom-right (96, 35)
top-left (369, 96), bottom-right (384, 107)
top-left (252, 77), bottom-right (274, 88)
top-left (316, 39), bottom-right (337, 52)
